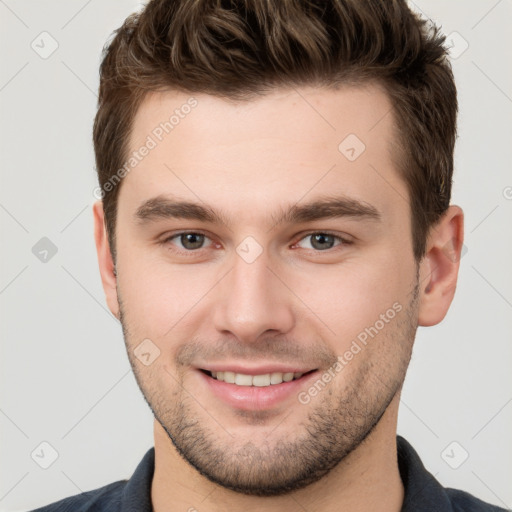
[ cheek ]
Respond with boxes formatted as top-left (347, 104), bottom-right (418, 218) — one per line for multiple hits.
top-left (117, 251), bottom-right (216, 340)
top-left (298, 256), bottom-right (413, 347)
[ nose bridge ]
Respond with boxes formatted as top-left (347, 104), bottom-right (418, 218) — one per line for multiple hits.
top-left (230, 250), bottom-right (271, 305)
top-left (213, 247), bottom-right (295, 342)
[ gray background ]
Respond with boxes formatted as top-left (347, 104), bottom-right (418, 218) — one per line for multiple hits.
top-left (1, 1), bottom-right (511, 511)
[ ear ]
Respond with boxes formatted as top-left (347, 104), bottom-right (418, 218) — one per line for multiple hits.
top-left (93, 200), bottom-right (120, 319)
top-left (418, 205), bottom-right (464, 326)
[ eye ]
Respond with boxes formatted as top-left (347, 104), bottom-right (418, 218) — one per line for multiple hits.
top-left (294, 232), bottom-right (350, 251)
top-left (163, 232), bottom-right (213, 251)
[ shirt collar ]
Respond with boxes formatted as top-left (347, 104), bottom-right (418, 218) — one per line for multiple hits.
top-left (121, 447), bottom-right (155, 511)
top-left (397, 435), bottom-right (453, 511)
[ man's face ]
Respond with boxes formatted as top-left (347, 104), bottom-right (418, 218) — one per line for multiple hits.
top-left (113, 85), bottom-right (420, 495)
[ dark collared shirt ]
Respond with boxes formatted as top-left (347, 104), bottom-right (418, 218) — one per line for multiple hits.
top-left (30, 436), bottom-right (507, 511)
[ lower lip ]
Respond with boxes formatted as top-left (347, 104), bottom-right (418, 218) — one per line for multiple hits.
top-left (198, 370), bottom-right (318, 411)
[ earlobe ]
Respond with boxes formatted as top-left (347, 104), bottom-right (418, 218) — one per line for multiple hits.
top-left (418, 205), bottom-right (464, 327)
top-left (92, 200), bottom-right (120, 319)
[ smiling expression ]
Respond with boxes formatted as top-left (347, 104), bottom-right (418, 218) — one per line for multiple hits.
top-left (102, 84), bottom-right (422, 495)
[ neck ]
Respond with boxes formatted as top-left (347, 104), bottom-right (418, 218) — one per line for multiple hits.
top-left (151, 395), bottom-right (404, 512)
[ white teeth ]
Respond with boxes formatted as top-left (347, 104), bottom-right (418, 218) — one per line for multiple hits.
top-left (210, 371), bottom-right (305, 386)
top-left (252, 374), bottom-right (271, 387)
top-left (223, 371), bottom-right (235, 383)
top-left (235, 373), bottom-right (253, 386)
top-left (270, 372), bottom-right (283, 384)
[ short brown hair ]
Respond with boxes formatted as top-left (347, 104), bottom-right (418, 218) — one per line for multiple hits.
top-left (93, 0), bottom-right (457, 262)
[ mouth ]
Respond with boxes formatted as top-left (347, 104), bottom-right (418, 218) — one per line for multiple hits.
top-left (195, 364), bottom-right (321, 410)
top-left (200, 369), bottom-right (316, 387)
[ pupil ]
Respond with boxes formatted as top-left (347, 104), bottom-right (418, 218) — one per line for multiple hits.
top-left (312, 234), bottom-right (334, 250)
top-left (182, 233), bottom-right (204, 249)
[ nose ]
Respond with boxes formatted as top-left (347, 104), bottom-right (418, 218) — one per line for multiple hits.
top-left (212, 250), bottom-right (295, 344)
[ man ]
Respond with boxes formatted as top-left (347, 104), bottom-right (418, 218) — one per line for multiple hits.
top-left (31, 0), bottom-right (506, 510)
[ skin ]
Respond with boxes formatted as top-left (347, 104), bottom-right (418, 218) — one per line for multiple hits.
top-left (93, 84), bottom-right (464, 512)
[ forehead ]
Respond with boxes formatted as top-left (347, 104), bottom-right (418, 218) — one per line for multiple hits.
top-left (120, 84), bottom-right (407, 227)
top-left (130, 84), bottom-right (395, 153)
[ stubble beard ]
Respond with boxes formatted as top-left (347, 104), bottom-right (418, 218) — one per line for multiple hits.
top-left (118, 280), bottom-right (419, 496)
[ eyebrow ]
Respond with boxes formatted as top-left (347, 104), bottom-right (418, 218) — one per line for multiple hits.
top-left (134, 194), bottom-right (381, 228)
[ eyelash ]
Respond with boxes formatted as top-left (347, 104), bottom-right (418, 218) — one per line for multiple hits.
top-left (160, 230), bottom-right (352, 255)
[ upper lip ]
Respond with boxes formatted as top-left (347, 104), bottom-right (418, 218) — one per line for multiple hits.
top-left (198, 364), bottom-right (317, 375)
